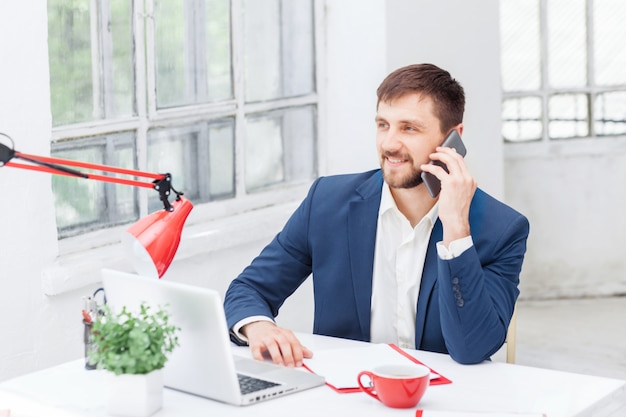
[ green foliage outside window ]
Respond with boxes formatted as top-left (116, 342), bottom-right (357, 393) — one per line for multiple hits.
top-left (48, 0), bottom-right (93, 126)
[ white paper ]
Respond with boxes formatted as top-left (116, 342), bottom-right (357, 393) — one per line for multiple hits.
top-left (303, 343), bottom-right (439, 389)
top-left (417, 411), bottom-right (546, 417)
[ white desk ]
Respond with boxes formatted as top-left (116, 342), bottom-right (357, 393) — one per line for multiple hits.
top-left (1, 333), bottom-right (624, 417)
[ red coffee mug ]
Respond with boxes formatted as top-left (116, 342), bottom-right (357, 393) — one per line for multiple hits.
top-left (357, 364), bottom-right (430, 408)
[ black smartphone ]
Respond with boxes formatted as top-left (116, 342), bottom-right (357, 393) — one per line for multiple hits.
top-left (421, 129), bottom-right (467, 198)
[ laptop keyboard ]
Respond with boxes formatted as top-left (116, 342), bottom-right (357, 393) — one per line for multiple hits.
top-left (237, 374), bottom-right (281, 394)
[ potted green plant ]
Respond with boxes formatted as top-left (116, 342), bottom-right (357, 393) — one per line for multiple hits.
top-left (88, 302), bottom-right (179, 417)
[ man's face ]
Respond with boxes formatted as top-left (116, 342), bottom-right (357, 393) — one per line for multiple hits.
top-left (375, 93), bottom-right (444, 189)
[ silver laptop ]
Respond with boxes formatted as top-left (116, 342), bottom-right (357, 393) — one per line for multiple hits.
top-left (100, 269), bottom-right (325, 406)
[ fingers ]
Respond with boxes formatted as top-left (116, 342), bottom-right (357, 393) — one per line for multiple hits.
top-left (420, 146), bottom-right (474, 191)
top-left (421, 146), bottom-right (464, 176)
top-left (421, 146), bottom-right (476, 244)
top-left (244, 321), bottom-right (312, 367)
top-left (262, 329), bottom-right (300, 367)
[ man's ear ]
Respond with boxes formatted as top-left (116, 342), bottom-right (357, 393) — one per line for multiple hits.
top-left (455, 124), bottom-right (464, 136)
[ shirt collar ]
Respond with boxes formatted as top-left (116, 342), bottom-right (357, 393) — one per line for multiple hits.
top-left (379, 182), bottom-right (439, 226)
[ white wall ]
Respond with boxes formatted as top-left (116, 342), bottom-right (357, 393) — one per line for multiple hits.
top-left (321, 0), bottom-right (505, 197)
top-left (505, 139), bottom-right (626, 299)
top-left (318, 1), bottom-right (386, 175)
top-left (386, 0), bottom-right (504, 198)
top-left (0, 1), bottom-right (85, 380)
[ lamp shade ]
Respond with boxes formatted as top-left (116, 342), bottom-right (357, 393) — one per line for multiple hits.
top-left (122, 196), bottom-right (194, 278)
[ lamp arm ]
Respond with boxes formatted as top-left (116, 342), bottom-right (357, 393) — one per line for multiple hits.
top-left (10, 153), bottom-right (89, 178)
top-left (10, 150), bottom-right (164, 180)
top-left (0, 140), bottom-right (181, 211)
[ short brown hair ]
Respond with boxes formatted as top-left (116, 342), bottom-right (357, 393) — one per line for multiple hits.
top-left (376, 63), bottom-right (465, 133)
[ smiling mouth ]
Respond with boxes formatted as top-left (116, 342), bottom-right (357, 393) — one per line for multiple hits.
top-left (383, 153), bottom-right (411, 166)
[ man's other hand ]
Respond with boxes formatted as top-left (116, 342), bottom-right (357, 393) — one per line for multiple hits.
top-left (241, 321), bottom-right (313, 367)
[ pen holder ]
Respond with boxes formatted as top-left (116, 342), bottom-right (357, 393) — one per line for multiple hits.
top-left (83, 319), bottom-right (98, 370)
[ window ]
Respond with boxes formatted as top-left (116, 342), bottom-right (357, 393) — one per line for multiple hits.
top-left (47, 0), bottom-right (318, 237)
top-left (500, 0), bottom-right (626, 142)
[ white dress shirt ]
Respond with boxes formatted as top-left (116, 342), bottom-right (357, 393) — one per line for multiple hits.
top-left (370, 183), bottom-right (439, 349)
top-left (370, 183), bottom-right (473, 349)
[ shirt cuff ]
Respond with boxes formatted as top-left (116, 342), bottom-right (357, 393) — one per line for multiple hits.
top-left (231, 315), bottom-right (275, 344)
top-left (436, 235), bottom-right (473, 260)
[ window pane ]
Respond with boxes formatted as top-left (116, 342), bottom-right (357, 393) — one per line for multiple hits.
top-left (113, 144), bottom-right (137, 217)
top-left (147, 126), bottom-right (199, 210)
top-left (594, 0), bottom-right (626, 86)
top-left (245, 105), bottom-right (316, 191)
top-left (594, 92), bottom-right (626, 136)
top-left (547, 0), bottom-right (587, 88)
top-left (48, 0), bottom-right (134, 125)
top-left (280, 0), bottom-right (315, 97)
top-left (207, 121), bottom-right (236, 198)
top-left (500, 0), bottom-right (541, 91)
top-left (243, 0), bottom-right (315, 102)
top-left (502, 97), bottom-right (543, 142)
top-left (245, 113), bottom-right (284, 190)
top-left (147, 120), bottom-right (235, 210)
top-left (154, 0), bottom-right (185, 107)
top-left (154, 0), bottom-right (232, 108)
top-left (48, 0), bottom-right (94, 125)
top-left (243, 0), bottom-right (280, 101)
top-left (205, 0), bottom-right (233, 100)
top-left (53, 147), bottom-right (105, 231)
top-left (281, 105), bottom-right (316, 182)
top-left (52, 133), bottom-right (137, 236)
top-left (107, 0), bottom-right (135, 118)
top-left (548, 94), bottom-right (589, 138)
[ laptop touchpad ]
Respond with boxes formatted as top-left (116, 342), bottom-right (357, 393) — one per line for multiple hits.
top-left (235, 357), bottom-right (287, 376)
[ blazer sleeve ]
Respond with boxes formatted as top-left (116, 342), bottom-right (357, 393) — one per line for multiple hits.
top-left (223, 178), bottom-right (320, 334)
top-left (437, 202), bottom-right (530, 364)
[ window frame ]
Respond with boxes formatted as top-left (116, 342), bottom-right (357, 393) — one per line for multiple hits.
top-left (501, 0), bottom-right (626, 143)
top-left (50, 0), bottom-right (323, 240)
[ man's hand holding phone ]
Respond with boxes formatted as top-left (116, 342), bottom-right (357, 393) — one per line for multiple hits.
top-left (421, 130), bottom-right (467, 198)
top-left (420, 130), bottom-right (477, 247)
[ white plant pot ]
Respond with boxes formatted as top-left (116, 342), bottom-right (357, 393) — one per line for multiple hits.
top-left (106, 369), bottom-right (163, 417)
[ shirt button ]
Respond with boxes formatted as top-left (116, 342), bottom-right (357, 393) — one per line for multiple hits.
top-left (456, 299), bottom-right (465, 307)
top-left (452, 277), bottom-right (460, 285)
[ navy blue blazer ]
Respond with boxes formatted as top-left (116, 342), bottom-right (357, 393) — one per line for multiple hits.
top-left (224, 170), bottom-right (529, 364)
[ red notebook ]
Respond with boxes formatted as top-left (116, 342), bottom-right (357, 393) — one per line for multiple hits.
top-left (303, 343), bottom-right (452, 393)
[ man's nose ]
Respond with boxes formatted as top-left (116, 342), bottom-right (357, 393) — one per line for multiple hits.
top-left (381, 127), bottom-right (402, 151)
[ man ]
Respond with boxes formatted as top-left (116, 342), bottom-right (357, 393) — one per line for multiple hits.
top-left (224, 63), bottom-right (529, 367)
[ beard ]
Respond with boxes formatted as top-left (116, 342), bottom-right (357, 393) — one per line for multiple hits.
top-left (380, 152), bottom-right (424, 189)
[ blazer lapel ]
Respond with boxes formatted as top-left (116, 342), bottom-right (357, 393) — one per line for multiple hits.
top-left (347, 171), bottom-right (383, 340)
top-left (414, 219), bottom-right (443, 348)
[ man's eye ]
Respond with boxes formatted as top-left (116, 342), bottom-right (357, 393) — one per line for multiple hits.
top-left (377, 122), bottom-right (388, 129)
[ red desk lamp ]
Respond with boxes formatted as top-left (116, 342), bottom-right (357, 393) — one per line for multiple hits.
top-left (0, 133), bottom-right (193, 278)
